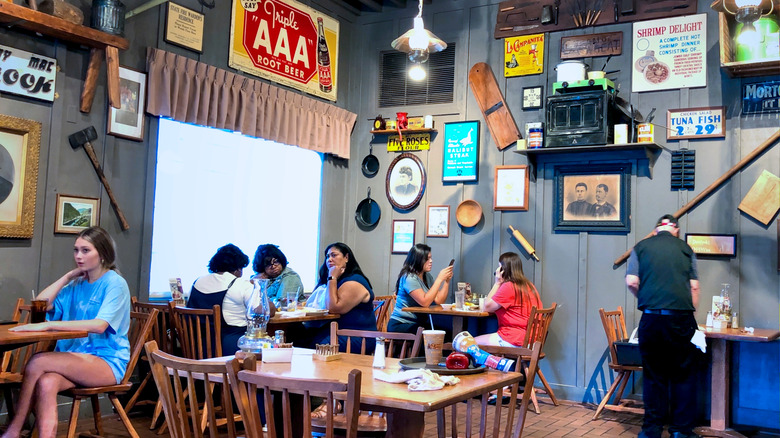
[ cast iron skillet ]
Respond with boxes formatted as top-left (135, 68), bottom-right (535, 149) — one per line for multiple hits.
top-left (362, 145), bottom-right (379, 177)
top-left (355, 187), bottom-right (381, 228)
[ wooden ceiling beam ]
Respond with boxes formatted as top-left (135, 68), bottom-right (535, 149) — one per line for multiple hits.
top-left (355, 0), bottom-right (383, 12)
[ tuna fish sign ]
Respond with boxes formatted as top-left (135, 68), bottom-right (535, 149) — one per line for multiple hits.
top-left (230, 0), bottom-right (339, 101)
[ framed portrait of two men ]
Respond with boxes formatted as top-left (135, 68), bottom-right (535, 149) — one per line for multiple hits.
top-left (553, 163), bottom-right (630, 233)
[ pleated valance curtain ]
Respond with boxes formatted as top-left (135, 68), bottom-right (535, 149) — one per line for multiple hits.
top-left (145, 48), bottom-right (356, 159)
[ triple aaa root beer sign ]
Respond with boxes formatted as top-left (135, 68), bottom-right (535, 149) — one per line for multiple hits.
top-left (229, 0), bottom-right (339, 101)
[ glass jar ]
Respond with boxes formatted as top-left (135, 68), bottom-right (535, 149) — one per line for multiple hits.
top-left (237, 277), bottom-right (273, 353)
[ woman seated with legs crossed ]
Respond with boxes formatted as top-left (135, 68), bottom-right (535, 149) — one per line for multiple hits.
top-left (2, 227), bottom-right (130, 438)
top-left (473, 252), bottom-right (542, 347)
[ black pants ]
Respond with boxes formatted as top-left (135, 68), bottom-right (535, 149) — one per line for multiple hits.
top-left (638, 312), bottom-right (701, 438)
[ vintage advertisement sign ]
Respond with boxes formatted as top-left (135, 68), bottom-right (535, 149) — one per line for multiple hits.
top-left (229, 0), bottom-right (339, 101)
top-left (632, 14), bottom-right (706, 93)
top-left (742, 80), bottom-right (780, 115)
top-left (560, 32), bottom-right (622, 59)
top-left (667, 107), bottom-right (725, 140)
top-left (442, 121), bottom-right (479, 182)
top-left (0, 44), bottom-right (56, 102)
top-left (386, 133), bottom-right (431, 152)
top-left (504, 33), bottom-right (544, 77)
top-left (165, 2), bottom-right (205, 53)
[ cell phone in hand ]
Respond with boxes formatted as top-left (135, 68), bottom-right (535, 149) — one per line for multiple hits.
top-left (449, 259), bottom-right (455, 266)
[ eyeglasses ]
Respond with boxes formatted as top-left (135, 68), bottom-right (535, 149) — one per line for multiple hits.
top-left (265, 259), bottom-right (281, 267)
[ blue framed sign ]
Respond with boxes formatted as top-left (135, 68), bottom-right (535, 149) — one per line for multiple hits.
top-left (442, 121), bottom-right (480, 182)
top-left (742, 80), bottom-right (780, 115)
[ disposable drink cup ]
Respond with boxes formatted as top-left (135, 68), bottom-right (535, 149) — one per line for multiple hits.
top-left (422, 329), bottom-right (446, 366)
top-left (286, 291), bottom-right (298, 312)
top-left (455, 290), bottom-right (466, 310)
top-left (30, 299), bottom-right (48, 324)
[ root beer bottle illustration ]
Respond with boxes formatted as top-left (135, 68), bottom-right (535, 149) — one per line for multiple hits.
top-left (317, 17), bottom-right (332, 93)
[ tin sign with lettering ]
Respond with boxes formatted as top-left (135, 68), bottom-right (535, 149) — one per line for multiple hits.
top-left (386, 133), bottom-right (431, 152)
top-left (666, 107), bottom-right (725, 140)
top-left (742, 80), bottom-right (780, 115)
top-left (229, 0), bottom-right (339, 101)
top-left (0, 44), bottom-right (56, 102)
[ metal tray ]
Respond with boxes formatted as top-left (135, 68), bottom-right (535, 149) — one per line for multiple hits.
top-left (399, 357), bottom-right (487, 375)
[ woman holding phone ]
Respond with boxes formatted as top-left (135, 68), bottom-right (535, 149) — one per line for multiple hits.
top-left (387, 243), bottom-right (453, 334)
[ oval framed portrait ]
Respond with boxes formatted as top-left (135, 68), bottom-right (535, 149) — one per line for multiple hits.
top-left (386, 153), bottom-right (426, 211)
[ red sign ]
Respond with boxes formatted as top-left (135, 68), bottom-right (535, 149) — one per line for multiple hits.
top-left (241, 0), bottom-right (317, 84)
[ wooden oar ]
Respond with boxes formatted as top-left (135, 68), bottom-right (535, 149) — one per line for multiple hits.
top-left (613, 129), bottom-right (780, 268)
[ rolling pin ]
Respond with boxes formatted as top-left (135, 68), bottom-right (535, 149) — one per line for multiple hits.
top-left (509, 226), bottom-right (540, 261)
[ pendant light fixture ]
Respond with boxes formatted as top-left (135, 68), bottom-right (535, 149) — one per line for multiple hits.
top-left (391, 0), bottom-right (447, 81)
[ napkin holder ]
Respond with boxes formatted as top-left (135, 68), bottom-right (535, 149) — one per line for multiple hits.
top-left (261, 346), bottom-right (293, 363)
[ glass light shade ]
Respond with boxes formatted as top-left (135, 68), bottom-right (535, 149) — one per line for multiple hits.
top-left (409, 48), bottom-right (429, 63)
top-left (736, 22), bottom-right (762, 45)
top-left (409, 64), bottom-right (426, 81)
top-left (735, 0), bottom-right (761, 8)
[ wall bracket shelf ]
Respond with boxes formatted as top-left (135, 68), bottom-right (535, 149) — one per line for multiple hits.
top-left (370, 128), bottom-right (437, 135)
top-left (515, 143), bottom-right (663, 178)
top-left (0, 1), bottom-right (129, 113)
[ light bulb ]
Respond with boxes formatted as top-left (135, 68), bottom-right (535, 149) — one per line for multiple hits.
top-left (409, 49), bottom-right (429, 63)
top-left (735, 0), bottom-right (761, 8)
top-left (408, 16), bottom-right (428, 50)
top-left (736, 22), bottom-right (761, 45)
top-left (409, 64), bottom-right (426, 81)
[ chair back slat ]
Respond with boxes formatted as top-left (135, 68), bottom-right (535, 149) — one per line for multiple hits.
top-left (329, 322), bottom-right (422, 359)
top-left (2, 299), bottom-right (37, 374)
top-left (146, 341), bottom-right (237, 438)
top-left (170, 304), bottom-right (222, 360)
top-left (227, 355), bottom-right (362, 438)
top-left (599, 306), bottom-right (629, 365)
top-left (372, 295), bottom-right (395, 332)
top-left (522, 303), bottom-right (557, 350)
top-left (121, 310), bottom-right (159, 384)
top-left (131, 297), bottom-right (175, 354)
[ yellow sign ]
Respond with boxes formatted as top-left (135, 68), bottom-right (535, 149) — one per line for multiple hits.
top-left (504, 34), bottom-right (544, 77)
top-left (386, 133), bottom-right (431, 152)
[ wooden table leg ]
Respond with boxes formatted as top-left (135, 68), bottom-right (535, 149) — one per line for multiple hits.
top-left (385, 410), bottom-right (425, 438)
top-left (452, 316), bottom-right (464, 336)
top-left (693, 339), bottom-right (747, 438)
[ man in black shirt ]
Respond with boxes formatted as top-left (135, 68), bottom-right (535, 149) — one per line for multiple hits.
top-left (626, 214), bottom-right (702, 438)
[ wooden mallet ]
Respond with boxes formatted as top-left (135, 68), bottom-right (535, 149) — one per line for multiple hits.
top-left (68, 126), bottom-right (130, 230)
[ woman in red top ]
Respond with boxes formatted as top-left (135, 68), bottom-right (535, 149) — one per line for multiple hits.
top-left (474, 252), bottom-right (542, 346)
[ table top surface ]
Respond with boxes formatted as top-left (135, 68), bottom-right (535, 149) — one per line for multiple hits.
top-left (0, 324), bottom-right (88, 346)
top-left (269, 312), bottom-right (338, 324)
top-left (210, 349), bottom-right (522, 412)
top-left (699, 325), bottom-right (780, 342)
top-left (402, 305), bottom-right (490, 318)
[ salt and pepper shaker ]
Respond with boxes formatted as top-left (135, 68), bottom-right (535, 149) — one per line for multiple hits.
top-left (731, 312), bottom-right (738, 329)
top-left (705, 311), bottom-right (714, 328)
top-left (373, 337), bottom-right (386, 369)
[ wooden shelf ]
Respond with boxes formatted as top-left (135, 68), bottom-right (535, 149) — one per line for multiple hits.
top-left (370, 128), bottom-right (437, 135)
top-left (514, 142), bottom-right (663, 177)
top-left (0, 1), bottom-right (129, 113)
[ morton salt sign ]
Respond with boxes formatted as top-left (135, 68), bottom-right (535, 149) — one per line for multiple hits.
top-left (229, 0), bottom-right (339, 101)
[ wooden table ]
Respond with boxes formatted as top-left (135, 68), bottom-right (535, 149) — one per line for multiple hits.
top-left (694, 326), bottom-right (780, 438)
top-left (247, 349), bottom-right (523, 438)
top-left (0, 324), bottom-right (88, 355)
top-left (268, 312), bottom-right (338, 325)
top-left (402, 306), bottom-right (491, 335)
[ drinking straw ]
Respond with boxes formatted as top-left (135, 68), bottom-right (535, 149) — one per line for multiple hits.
top-left (429, 314), bottom-right (435, 330)
top-left (31, 289), bottom-right (35, 300)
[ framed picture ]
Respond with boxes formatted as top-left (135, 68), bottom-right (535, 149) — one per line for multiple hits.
top-left (391, 219), bottom-right (416, 254)
top-left (54, 194), bottom-right (100, 234)
top-left (165, 2), bottom-right (205, 53)
top-left (685, 234), bottom-right (737, 257)
top-left (0, 115), bottom-right (41, 239)
top-left (494, 165), bottom-right (529, 211)
top-left (442, 121), bottom-right (479, 182)
top-left (426, 205), bottom-right (450, 237)
top-left (522, 86), bottom-right (543, 110)
top-left (553, 163), bottom-right (631, 233)
top-left (108, 66), bottom-right (147, 141)
top-left (667, 107), bottom-right (725, 140)
top-left (386, 153), bottom-right (426, 210)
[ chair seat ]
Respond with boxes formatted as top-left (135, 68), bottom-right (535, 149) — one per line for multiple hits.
top-left (0, 372), bottom-right (24, 384)
top-left (63, 383), bottom-right (133, 397)
top-left (609, 363), bottom-right (642, 372)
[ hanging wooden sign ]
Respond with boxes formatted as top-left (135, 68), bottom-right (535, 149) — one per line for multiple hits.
top-left (560, 32), bottom-right (622, 59)
top-left (0, 44), bottom-right (56, 102)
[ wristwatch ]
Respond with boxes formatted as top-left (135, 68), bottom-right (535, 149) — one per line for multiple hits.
top-left (327, 276), bottom-right (335, 281)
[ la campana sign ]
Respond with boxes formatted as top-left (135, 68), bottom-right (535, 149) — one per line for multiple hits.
top-left (229, 0), bottom-right (339, 101)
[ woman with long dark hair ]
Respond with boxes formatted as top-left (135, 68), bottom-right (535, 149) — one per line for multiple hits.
top-left (474, 252), bottom-right (542, 346)
top-left (387, 243), bottom-right (453, 334)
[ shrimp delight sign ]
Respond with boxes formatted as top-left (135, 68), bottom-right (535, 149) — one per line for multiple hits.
top-left (229, 0), bottom-right (339, 101)
top-left (631, 13), bottom-right (706, 93)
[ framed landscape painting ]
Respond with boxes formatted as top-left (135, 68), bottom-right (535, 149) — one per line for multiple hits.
top-left (54, 194), bottom-right (100, 234)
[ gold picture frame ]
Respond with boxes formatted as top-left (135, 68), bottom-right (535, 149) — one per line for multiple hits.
top-left (54, 194), bottom-right (100, 234)
top-left (0, 115), bottom-right (41, 238)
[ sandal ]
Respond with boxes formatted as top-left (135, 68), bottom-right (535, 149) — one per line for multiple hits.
top-left (310, 401), bottom-right (343, 419)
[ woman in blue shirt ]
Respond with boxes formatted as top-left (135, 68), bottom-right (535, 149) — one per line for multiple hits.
top-left (387, 243), bottom-right (453, 334)
top-left (4, 227), bottom-right (130, 438)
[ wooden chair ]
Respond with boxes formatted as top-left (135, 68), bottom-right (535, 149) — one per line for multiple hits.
top-left (227, 354), bottom-right (362, 438)
top-left (60, 309), bottom-right (158, 438)
top-left (592, 306), bottom-right (644, 420)
top-left (145, 340), bottom-right (239, 438)
top-left (169, 303), bottom-right (222, 360)
top-left (316, 322), bottom-right (422, 435)
top-left (372, 295), bottom-right (395, 332)
top-left (521, 303), bottom-right (559, 414)
top-left (436, 341), bottom-right (543, 438)
top-left (126, 298), bottom-right (176, 428)
top-left (0, 298), bottom-right (36, 420)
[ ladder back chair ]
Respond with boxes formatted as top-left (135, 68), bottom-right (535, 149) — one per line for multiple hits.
top-left (435, 341), bottom-right (543, 438)
top-left (145, 340), bottom-right (239, 438)
top-left (169, 303), bottom-right (222, 360)
top-left (0, 299), bottom-right (37, 420)
top-left (520, 303), bottom-right (559, 413)
top-left (227, 355), bottom-right (362, 438)
top-left (592, 306), bottom-right (644, 420)
top-left (60, 309), bottom-right (158, 438)
top-left (372, 295), bottom-right (395, 332)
